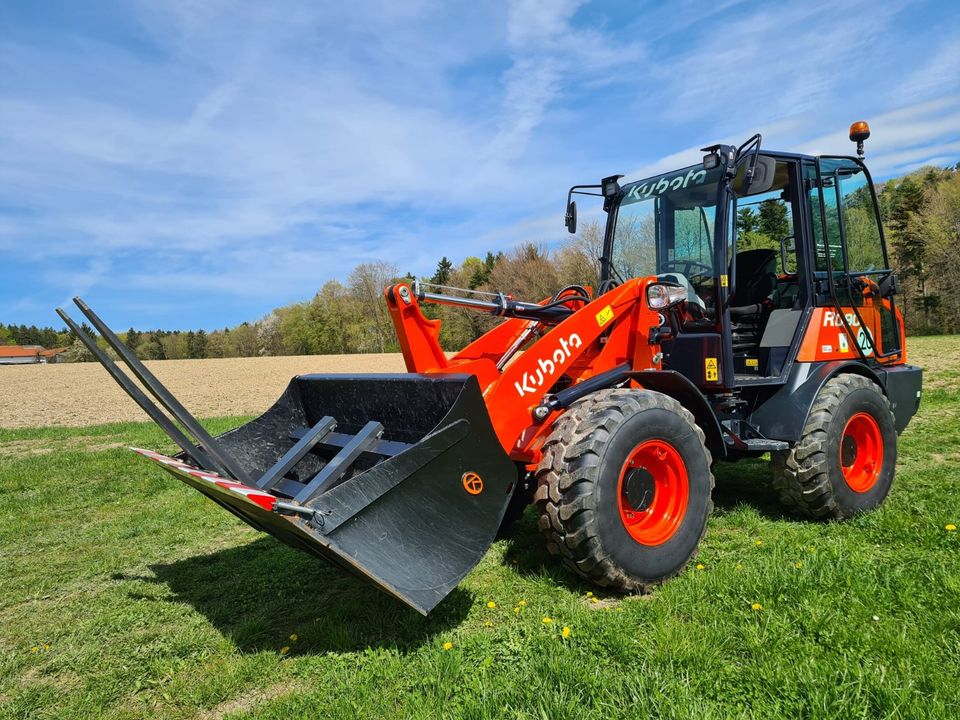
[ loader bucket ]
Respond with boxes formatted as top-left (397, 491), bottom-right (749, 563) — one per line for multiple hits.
top-left (153, 374), bottom-right (518, 613)
top-left (56, 299), bottom-right (517, 615)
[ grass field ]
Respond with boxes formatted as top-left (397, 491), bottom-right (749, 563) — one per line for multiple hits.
top-left (2, 337), bottom-right (958, 719)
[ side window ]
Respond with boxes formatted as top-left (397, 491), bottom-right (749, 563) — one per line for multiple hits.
top-left (806, 157), bottom-right (901, 357)
top-left (813, 158), bottom-right (888, 274)
top-left (805, 163), bottom-right (842, 272)
top-left (673, 206), bottom-right (713, 267)
top-left (735, 160), bottom-right (798, 274)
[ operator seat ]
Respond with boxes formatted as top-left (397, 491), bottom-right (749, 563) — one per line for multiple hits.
top-left (729, 249), bottom-right (778, 352)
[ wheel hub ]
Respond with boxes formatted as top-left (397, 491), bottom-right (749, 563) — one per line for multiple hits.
top-left (623, 467), bottom-right (656, 512)
top-left (840, 412), bottom-right (883, 493)
top-left (617, 439), bottom-right (689, 546)
top-left (841, 435), bottom-right (858, 467)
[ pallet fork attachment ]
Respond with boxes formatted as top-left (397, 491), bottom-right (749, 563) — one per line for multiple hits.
top-left (59, 298), bottom-right (517, 614)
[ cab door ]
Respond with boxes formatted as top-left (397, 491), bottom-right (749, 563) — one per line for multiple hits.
top-left (800, 157), bottom-right (904, 363)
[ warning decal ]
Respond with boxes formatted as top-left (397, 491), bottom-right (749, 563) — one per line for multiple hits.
top-left (595, 305), bottom-right (614, 327)
top-left (705, 357), bottom-right (719, 382)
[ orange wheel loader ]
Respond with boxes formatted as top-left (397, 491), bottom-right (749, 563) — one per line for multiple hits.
top-left (59, 122), bottom-right (921, 614)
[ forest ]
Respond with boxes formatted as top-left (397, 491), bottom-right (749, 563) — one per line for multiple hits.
top-left (3, 163), bottom-right (958, 361)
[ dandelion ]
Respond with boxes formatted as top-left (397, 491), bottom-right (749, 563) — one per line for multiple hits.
top-left (561, 626), bottom-right (571, 639)
top-left (289, 633), bottom-right (298, 642)
top-left (486, 601), bottom-right (497, 609)
top-left (518, 600), bottom-right (527, 607)
top-left (484, 621), bottom-right (494, 628)
top-left (43, 644), bottom-right (50, 650)
top-left (442, 641), bottom-right (453, 651)
top-left (30, 646), bottom-right (38, 653)
top-left (589, 597), bottom-right (599, 604)
top-left (946, 524), bottom-right (957, 532)
top-left (514, 606), bottom-right (521, 615)
top-left (735, 563), bottom-right (743, 570)
top-left (755, 540), bottom-right (763, 547)
top-left (542, 617), bottom-right (553, 624)
top-left (794, 561), bottom-right (803, 569)
top-left (585, 591), bottom-right (593, 598)
top-left (279, 646), bottom-right (290, 655)
top-left (695, 563), bottom-right (705, 570)
top-left (751, 603), bottom-right (763, 611)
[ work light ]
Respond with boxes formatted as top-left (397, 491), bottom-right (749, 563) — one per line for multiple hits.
top-left (646, 283), bottom-right (687, 309)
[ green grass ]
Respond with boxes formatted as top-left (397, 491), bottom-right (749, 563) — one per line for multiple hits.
top-left (2, 337), bottom-right (959, 719)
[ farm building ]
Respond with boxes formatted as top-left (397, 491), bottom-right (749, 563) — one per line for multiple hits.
top-left (0, 345), bottom-right (67, 365)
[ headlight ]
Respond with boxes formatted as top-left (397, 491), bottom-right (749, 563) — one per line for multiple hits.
top-left (646, 283), bottom-right (687, 309)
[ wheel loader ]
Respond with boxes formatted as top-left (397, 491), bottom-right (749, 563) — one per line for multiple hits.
top-left (60, 121), bottom-right (922, 614)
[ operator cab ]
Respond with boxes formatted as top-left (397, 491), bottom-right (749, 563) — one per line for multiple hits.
top-left (595, 154), bottom-right (807, 385)
top-left (571, 130), bottom-right (901, 394)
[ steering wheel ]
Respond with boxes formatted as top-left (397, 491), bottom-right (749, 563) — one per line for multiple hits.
top-left (661, 260), bottom-right (712, 281)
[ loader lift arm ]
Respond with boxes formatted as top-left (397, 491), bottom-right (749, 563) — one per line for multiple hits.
top-left (385, 276), bottom-right (665, 462)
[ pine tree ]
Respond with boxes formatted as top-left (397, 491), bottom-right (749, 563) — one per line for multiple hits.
top-left (737, 207), bottom-right (758, 234)
top-left (758, 200), bottom-right (790, 240)
top-left (126, 328), bottom-right (142, 352)
top-left (432, 256), bottom-right (454, 285)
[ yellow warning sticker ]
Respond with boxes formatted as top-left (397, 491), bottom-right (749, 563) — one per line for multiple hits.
top-left (595, 305), bottom-right (614, 327)
top-left (746, 358), bottom-right (758, 368)
top-left (705, 357), bottom-right (719, 382)
top-left (720, 274), bottom-right (729, 288)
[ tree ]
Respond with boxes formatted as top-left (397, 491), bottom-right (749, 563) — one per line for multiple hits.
top-left (136, 334), bottom-right (166, 360)
top-left (737, 207), bottom-right (758, 234)
top-left (257, 312), bottom-right (283, 356)
top-left (187, 329), bottom-right (207, 359)
top-left (231, 323), bottom-right (259, 357)
top-left (64, 338), bottom-right (94, 362)
top-left (349, 261), bottom-right (400, 353)
top-left (125, 328), bottom-right (142, 354)
top-left (886, 175), bottom-right (929, 330)
top-left (431, 256), bottom-right (454, 285)
top-left (758, 199), bottom-right (790, 241)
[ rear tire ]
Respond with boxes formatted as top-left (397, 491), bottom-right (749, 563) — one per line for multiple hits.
top-left (771, 374), bottom-right (896, 520)
top-left (534, 389), bottom-right (714, 591)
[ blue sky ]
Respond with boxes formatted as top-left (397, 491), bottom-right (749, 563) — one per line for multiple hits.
top-left (2, 0), bottom-right (958, 330)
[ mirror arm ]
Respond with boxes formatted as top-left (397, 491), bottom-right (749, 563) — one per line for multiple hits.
top-left (734, 133), bottom-right (763, 194)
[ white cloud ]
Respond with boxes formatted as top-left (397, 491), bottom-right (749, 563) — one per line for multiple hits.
top-left (0, 0), bottom-right (958, 327)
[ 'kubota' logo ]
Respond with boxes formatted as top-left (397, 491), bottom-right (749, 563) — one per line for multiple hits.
top-left (462, 472), bottom-right (483, 495)
top-left (822, 310), bottom-right (861, 328)
top-left (514, 333), bottom-right (583, 397)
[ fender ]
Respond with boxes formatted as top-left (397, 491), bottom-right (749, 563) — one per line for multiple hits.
top-left (748, 360), bottom-right (884, 442)
top-left (628, 370), bottom-right (726, 459)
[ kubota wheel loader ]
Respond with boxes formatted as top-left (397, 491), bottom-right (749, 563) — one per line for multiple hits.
top-left (60, 121), bottom-right (922, 614)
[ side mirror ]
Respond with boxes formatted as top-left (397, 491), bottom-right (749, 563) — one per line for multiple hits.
top-left (734, 155), bottom-right (776, 196)
top-left (565, 200), bottom-right (577, 234)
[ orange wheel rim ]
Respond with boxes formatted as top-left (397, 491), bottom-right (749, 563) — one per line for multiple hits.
top-left (617, 439), bottom-right (689, 546)
top-left (840, 412), bottom-right (883, 493)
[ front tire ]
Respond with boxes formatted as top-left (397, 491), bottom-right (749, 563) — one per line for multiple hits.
top-left (772, 373), bottom-right (897, 519)
top-left (534, 389), bottom-right (714, 591)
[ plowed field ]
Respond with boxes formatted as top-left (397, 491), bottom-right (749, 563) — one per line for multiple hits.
top-left (0, 354), bottom-right (406, 428)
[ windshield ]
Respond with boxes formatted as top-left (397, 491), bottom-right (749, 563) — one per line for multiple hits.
top-left (610, 165), bottom-right (722, 284)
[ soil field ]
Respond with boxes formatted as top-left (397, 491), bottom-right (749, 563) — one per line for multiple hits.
top-left (0, 354), bottom-right (406, 429)
top-left (0, 335), bottom-right (955, 430)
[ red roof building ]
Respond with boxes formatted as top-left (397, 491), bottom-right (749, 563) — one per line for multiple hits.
top-left (0, 345), bottom-right (68, 365)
